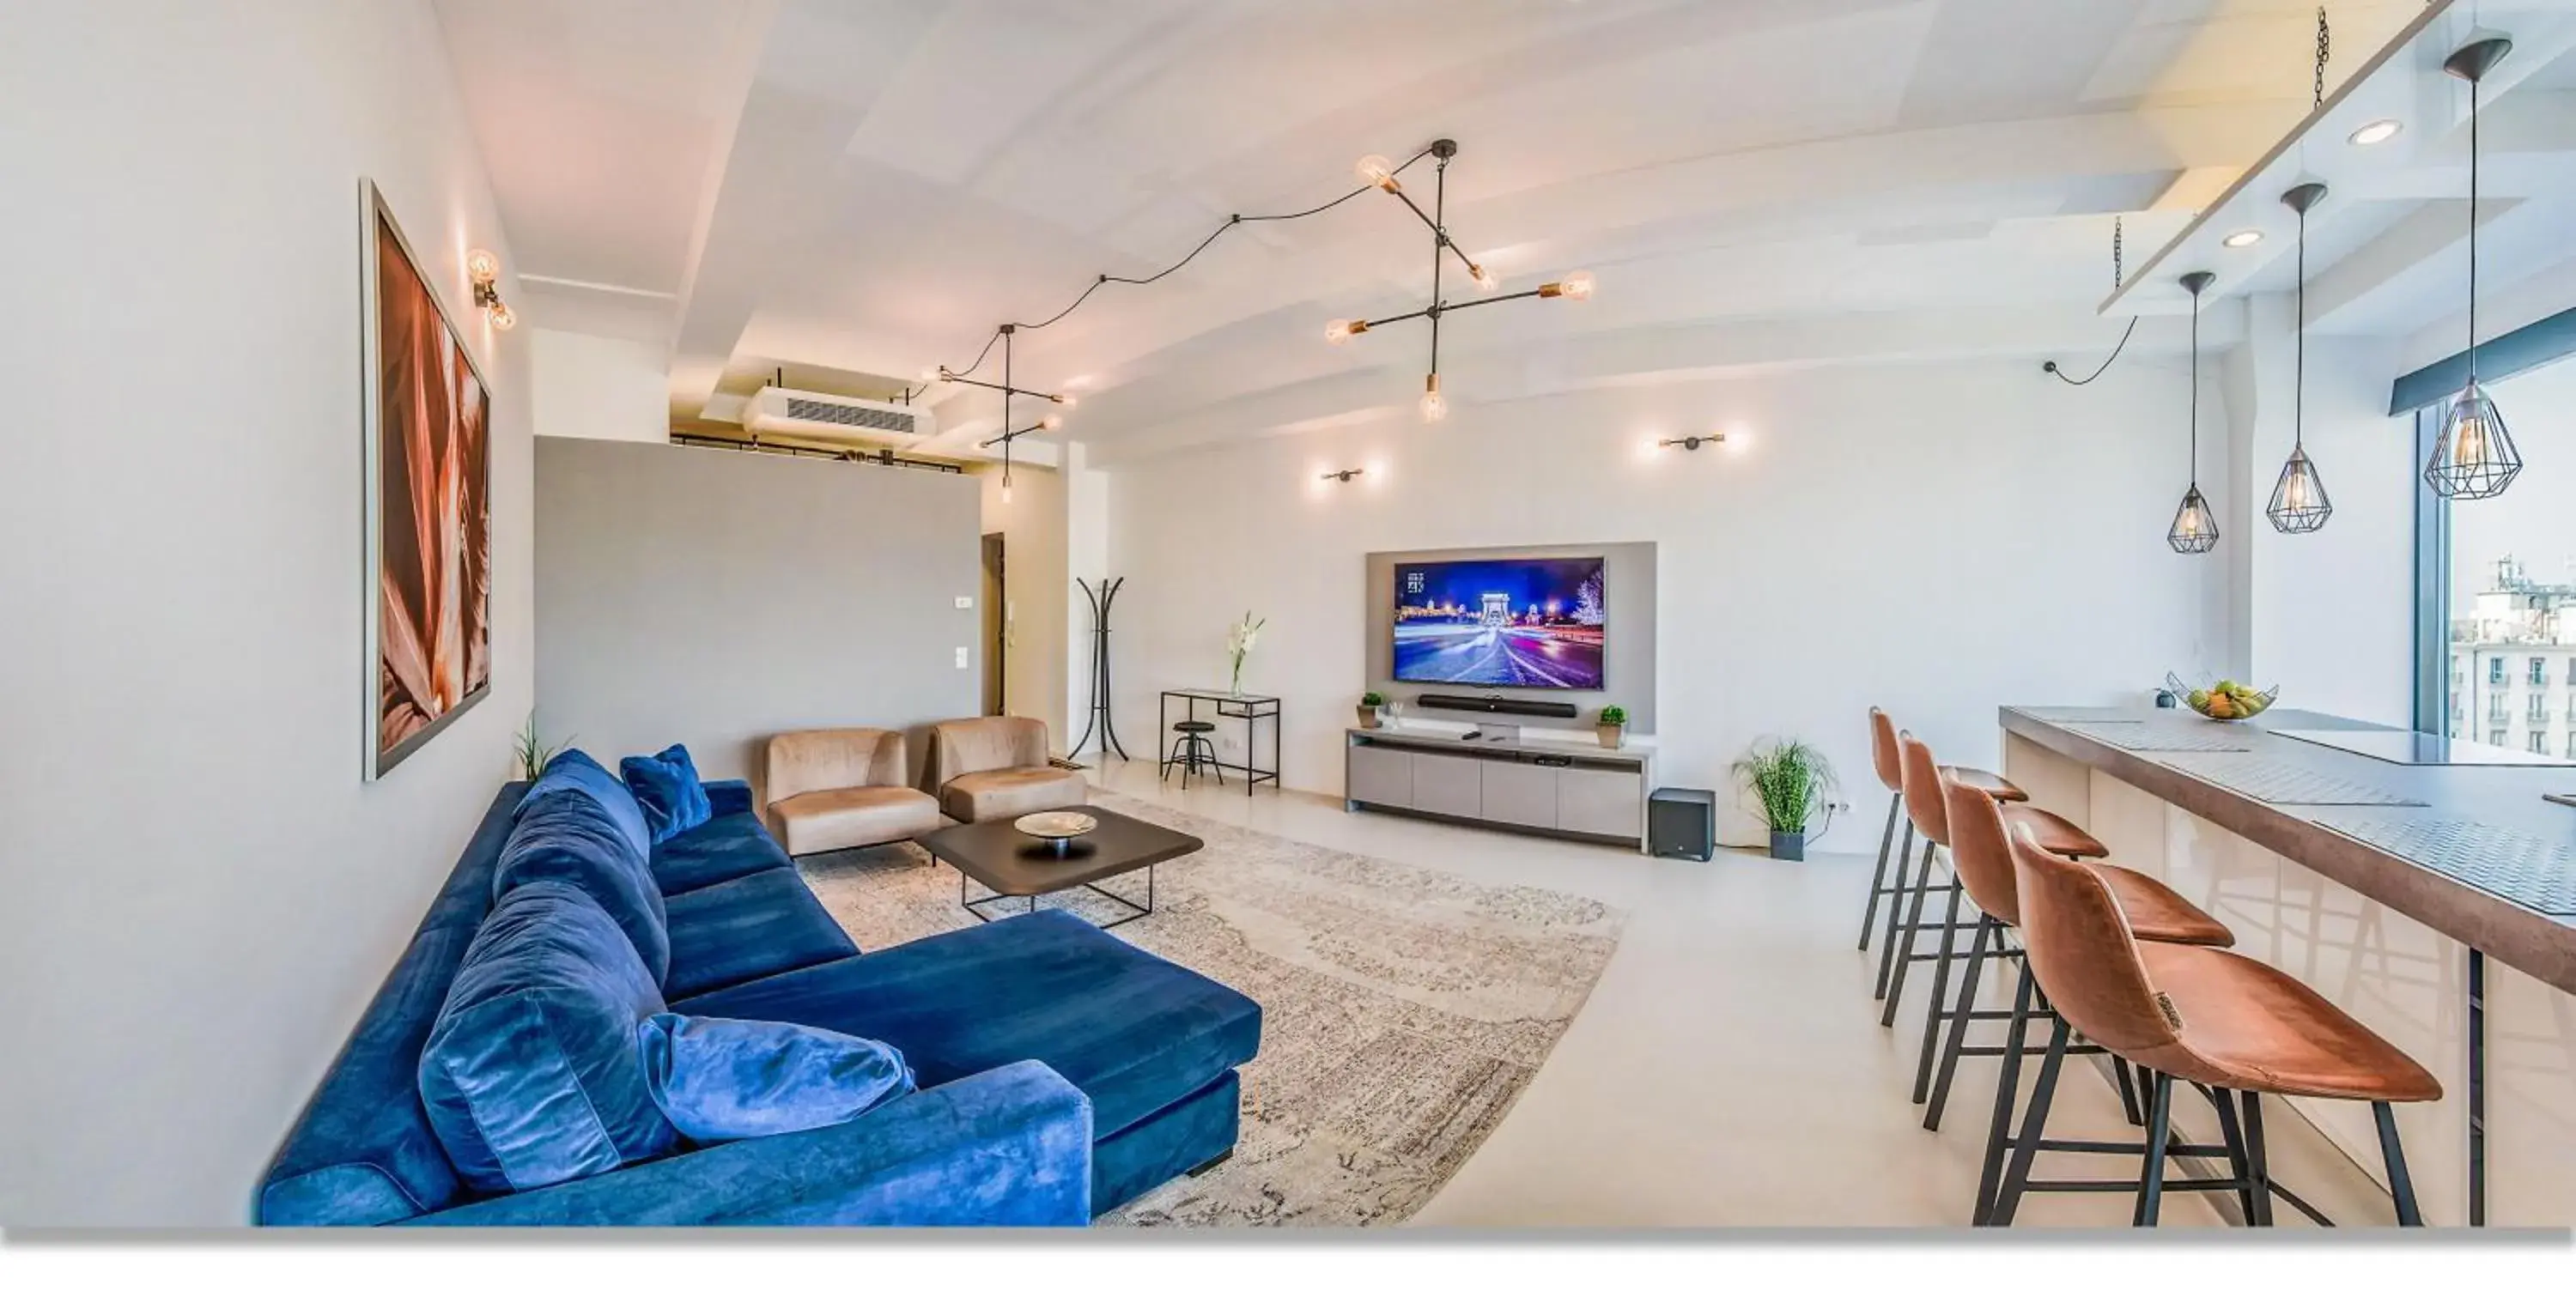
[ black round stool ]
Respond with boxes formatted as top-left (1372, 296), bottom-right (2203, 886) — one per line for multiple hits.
top-left (1163, 720), bottom-right (1224, 785)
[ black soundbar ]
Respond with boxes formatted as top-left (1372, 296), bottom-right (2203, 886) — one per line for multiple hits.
top-left (1415, 693), bottom-right (1582, 719)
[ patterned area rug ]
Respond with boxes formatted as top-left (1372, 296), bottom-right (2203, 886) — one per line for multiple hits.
top-left (794, 791), bottom-right (1627, 1226)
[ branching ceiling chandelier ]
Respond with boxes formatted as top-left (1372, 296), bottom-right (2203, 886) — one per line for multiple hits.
top-left (1324, 139), bottom-right (1594, 421)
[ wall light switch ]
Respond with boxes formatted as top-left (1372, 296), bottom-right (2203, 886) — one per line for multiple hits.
top-left (955, 596), bottom-right (974, 609)
top-left (954, 646), bottom-right (969, 669)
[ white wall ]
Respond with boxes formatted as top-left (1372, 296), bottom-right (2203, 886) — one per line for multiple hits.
top-left (1106, 357), bottom-right (2232, 846)
top-left (532, 327), bottom-right (671, 442)
top-left (0, 1), bottom-right (529, 1225)
top-left (969, 462), bottom-right (1071, 752)
top-left (2227, 294), bottom-right (2417, 727)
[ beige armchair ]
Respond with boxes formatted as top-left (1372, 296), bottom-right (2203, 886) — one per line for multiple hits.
top-left (926, 716), bottom-right (1085, 822)
top-left (763, 728), bottom-right (943, 856)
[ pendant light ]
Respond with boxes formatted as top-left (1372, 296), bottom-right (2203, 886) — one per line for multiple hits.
top-left (2267, 182), bottom-right (2333, 533)
top-left (2169, 271), bottom-right (2221, 555)
top-left (2425, 37), bottom-right (2522, 500)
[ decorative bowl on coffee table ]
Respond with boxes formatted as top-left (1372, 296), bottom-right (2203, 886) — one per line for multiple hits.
top-left (1016, 810), bottom-right (1098, 857)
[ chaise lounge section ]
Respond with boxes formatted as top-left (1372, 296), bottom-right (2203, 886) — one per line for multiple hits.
top-left (258, 758), bottom-right (1257, 1226)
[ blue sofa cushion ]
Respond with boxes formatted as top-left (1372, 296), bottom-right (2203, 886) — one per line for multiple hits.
top-left (520, 749), bottom-right (651, 861)
top-left (683, 910), bottom-right (1261, 1138)
top-left (621, 744), bottom-right (712, 845)
top-left (660, 869), bottom-right (859, 1002)
top-left (637, 1014), bottom-right (914, 1143)
top-left (419, 882), bottom-right (680, 1194)
top-left (650, 803), bottom-right (791, 898)
top-left (493, 791), bottom-right (671, 984)
top-left (259, 785), bottom-right (530, 1227)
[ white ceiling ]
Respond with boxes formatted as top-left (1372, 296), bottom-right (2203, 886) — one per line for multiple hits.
top-left (437, 0), bottom-right (2547, 462)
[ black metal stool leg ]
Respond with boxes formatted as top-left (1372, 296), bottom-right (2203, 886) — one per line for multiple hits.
top-left (1973, 965), bottom-right (2036, 1224)
top-left (1923, 913), bottom-right (1993, 1130)
top-left (2242, 1091), bottom-right (2275, 1225)
top-left (2135, 1071), bottom-right (2174, 1226)
top-left (2372, 1101), bottom-right (2422, 1227)
top-left (2205, 1083), bottom-right (2262, 1225)
top-left (1880, 839), bottom-right (1940, 1027)
top-left (1874, 820), bottom-right (1917, 998)
top-left (2110, 1055), bottom-right (2144, 1126)
top-left (1990, 1015), bottom-right (2070, 1226)
top-left (1859, 791), bottom-right (1901, 951)
top-left (1911, 875), bottom-right (1968, 1102)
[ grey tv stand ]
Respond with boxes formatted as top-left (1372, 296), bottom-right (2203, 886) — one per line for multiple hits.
top-left (1343, 727), bottom-right (1656, 851)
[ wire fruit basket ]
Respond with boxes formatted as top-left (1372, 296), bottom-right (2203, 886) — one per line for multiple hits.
top-left (2167, 672), bottom-right (2278, 722)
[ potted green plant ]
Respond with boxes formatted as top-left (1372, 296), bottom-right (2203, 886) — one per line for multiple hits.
top-left (1358, 691), bottom-right (1387, 730)
top-left (513, 712), bottom-right (570, 783)
top-left (1596, 705), bottom-right (1628, 749)
top-left (1733, 738), bottom-right (1838, 862)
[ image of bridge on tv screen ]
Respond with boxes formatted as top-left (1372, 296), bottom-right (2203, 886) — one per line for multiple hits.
top-left (1392, 557), bottom-right (1606, 690)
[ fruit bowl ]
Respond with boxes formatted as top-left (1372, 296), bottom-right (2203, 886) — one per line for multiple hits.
top-left (2167, 672), bottom-right (2277, 723)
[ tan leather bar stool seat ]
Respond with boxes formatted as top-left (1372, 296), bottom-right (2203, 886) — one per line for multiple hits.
top-left (1945, 767), bottom-right (2026, 803)
top-left (1999, 803), bottom-right (2104, 859)
top-left (2096, 870), bottom-right (2234, 949)
top-left (2129, 942), bottom-right (2442, 1102)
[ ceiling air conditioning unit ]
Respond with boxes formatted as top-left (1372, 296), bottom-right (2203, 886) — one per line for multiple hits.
top-left (741, 387), bottom-right (935, 447)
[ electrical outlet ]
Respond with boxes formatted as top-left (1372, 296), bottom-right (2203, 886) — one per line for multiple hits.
top-left (953, 646), bottom-right (969, 670)
top-left (955, 596), bottom-right (974, 609)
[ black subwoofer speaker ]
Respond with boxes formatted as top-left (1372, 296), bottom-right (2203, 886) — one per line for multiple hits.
top-left (1647, 787), bottom-right (1716, 862)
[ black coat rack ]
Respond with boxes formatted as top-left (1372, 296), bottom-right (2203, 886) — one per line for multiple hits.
top-left (1072, 577), bottom-right (1129, 761)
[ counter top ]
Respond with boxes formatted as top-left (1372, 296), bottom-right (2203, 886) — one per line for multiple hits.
top-left (2001, 705), bottom-right (2576, 994)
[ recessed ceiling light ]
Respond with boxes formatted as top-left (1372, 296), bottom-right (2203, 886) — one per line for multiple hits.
top-left (2223, 230), bottom-right (2265, 248)
top-left (2348, 118), bottom-right (2403, 146)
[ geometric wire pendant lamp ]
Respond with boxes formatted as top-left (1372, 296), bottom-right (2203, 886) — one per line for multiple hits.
top-left (2170, 270), bottom-right (2221, 554)
top-left (2426, 36), bottom-right (2523, 500)
top-left (2268, 182), bottom-right (2333, 533)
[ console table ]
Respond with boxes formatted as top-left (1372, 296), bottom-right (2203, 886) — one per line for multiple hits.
top-left (1344, 726), bottom-right (1654, 849)
top-left (1158, 689), bottom-right (1281, 796)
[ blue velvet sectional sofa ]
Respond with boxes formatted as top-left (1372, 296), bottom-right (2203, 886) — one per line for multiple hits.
top-left (258, 773), bottom-right (1261, 1226)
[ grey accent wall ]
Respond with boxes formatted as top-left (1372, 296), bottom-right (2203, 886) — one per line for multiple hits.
top-left (537, 439), bottom-right (981, 786)
top-left (1364, 542), bottom-right (1658, 736)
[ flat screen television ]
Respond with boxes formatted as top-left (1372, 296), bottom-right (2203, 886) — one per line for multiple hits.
top-left (1392, 556), bottom-right (1607, 689)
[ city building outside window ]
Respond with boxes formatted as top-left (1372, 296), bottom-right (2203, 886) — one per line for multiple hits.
top-left (2531, 694), bottom-right (2550, 723)
top-left (2535, 658), bottom-right (2551, 687)
top-left (2491, 694), bottom-right (2511, 724)
top-left (2532, 730), bottom-right (2549, 755)
top-left (2491, 656), bottom-right (2507, 686)
top-left (2491, 729), bottom-right (2510, 747)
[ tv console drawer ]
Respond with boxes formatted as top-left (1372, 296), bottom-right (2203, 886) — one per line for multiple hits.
top-left (1480, 759), bottom-right (1559, 830)
top-left (1345, 731), bottom-right (1650, 847)
top-left (1408, 751), bottom-right (1484, 818)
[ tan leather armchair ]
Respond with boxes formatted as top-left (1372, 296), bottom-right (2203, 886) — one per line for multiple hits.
top-left (763, 728), bottom-right (944, 856)
top-left (925, 716), bottom-right (1085, 822)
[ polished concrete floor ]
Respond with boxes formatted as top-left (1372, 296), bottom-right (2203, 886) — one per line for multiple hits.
top-left (1084, 757), bottom-right (2391, 1228)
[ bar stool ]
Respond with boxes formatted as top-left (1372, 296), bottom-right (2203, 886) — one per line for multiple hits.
top-left (1990, 821), bottom-right (2442, 1227)
top-left (1163, 719), bottom-right (1224, 785)
top-left (1932, 771), bottom-right (2238, 1217)
top-left (1867, 709), bottom-right (2026, 1000)
top-left (1881, 730), bottom-right (2086, 1033)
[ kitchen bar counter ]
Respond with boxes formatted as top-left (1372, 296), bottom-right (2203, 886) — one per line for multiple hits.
top-left (2000, 705), bottom-right (2576, 1227)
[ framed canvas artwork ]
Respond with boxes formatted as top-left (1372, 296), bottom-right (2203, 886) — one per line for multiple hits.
top-left (362, 179), bottom-right (491, 779)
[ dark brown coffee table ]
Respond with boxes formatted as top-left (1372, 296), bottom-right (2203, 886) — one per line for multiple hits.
top-left (919, 807), bottom-right (1203, 929)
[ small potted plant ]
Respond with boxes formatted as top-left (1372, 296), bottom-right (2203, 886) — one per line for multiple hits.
top-left (1358, 691), bottom-right (1387, 730)
top-left (1596, 705), bottom-right (1628, 749)
top-left (1733, 738), bottom-right (1838, 862)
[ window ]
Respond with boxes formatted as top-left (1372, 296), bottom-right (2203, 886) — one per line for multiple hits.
top-left (2535, 658), bottom-right (2551, 686)
top-left (2532, 730), bottom-right (2549, 755)
top-left (2531, 694), bottom-right (2550, 723)
top-left (2568, 731), bottom-right (2575, 760)
top-left (2567, 658), bottom-right (2575, 686)
top-left (2491, 695), bottom-right (2512, 724)
top-left (2491, 729), bottom-right (2511, 747)
top-left (2491, 657), bottom-right (2508, 686)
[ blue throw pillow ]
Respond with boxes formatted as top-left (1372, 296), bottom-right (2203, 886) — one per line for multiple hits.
top-left (493, 790), bottom-right (671, 984)
top-left (635, 1014), bottom-right (914, 1144)
top-left (519, 749), bottom-right (651, 862)
top-left (621, 744), bottom-right (712, 845)
top-left (419, 882), bottom-right (680, 1193)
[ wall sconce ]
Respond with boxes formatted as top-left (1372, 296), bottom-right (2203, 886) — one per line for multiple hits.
top-left (467, 248), bottom-right (514, 331)
top-left (1320, 468), bottom-right (1365, 483)
top-left (1657, 434), bottom-right (1727, 452)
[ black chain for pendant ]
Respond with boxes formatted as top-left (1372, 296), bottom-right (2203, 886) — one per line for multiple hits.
top-left (2315, 7), bottom-right (2331, 107)
top-left (2045, 215), bottom-right (2139, 386)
